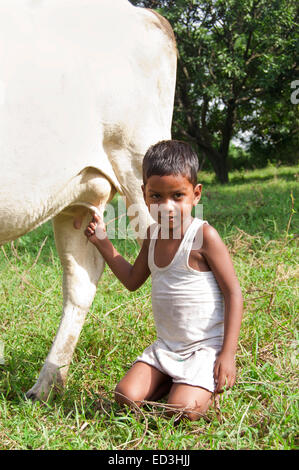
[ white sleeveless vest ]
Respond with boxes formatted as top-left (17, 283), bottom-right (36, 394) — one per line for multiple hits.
top-left (148, 218), bottom-right (224, 353)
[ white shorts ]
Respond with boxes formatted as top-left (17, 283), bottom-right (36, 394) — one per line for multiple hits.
top-left (133, 338), bottom-right (222, 393)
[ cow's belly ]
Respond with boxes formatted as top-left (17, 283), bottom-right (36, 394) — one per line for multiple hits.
top-left (0, 168), bottom-right (115, 244)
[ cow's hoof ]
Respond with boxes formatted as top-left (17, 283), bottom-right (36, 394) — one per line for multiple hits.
top-left (25, 384), bottom-right (51, 403)
top-left (25, 390), bottom-right (39, 402)
top-left (25, 362), bottom-right (65, 402)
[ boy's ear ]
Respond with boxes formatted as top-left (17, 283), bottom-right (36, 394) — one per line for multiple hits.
top-left (193, 183), bottom-right (202, 205)
top-left (141, 184), bottom-right (146, 200)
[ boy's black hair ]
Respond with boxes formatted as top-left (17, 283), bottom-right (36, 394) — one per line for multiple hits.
top-left (142, 140), bottom-right (199, 187)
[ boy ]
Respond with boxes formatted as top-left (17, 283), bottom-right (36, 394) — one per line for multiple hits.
top-left (85, 140), bottom-right (243, 421)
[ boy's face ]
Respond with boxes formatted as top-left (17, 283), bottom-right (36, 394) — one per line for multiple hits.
top-left (142, 174), bottom-right (201, 233)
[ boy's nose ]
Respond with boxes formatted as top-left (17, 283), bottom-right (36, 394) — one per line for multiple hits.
top-left (162, 199), bottom-right (175, 212)
top-left (159, 200), bottom-right (180, 220)
top-left (159, 205), bottom-right (172, 220)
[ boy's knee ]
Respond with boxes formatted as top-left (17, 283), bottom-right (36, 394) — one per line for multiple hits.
top-left (114, 383), bottom-right (142, 407)
top-left (183, 409), bottom-right (205, 421)
top-left (166, 400), bottom-right (208, 422)
top-left (114, 383), bottom-right (128, 405)
top-left (166, 407), bottom-right (205, 422)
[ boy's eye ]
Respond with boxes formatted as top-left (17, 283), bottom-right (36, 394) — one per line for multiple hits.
top-left (150, 194), bottom-right (160, 200)
top-left (174, 193), bottom-right (184, 199)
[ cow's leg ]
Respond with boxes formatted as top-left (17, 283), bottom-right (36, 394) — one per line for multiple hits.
top-left (26, 174), bottom-right (114, 401)
top-left (25, 211), bottom-right (104, 401)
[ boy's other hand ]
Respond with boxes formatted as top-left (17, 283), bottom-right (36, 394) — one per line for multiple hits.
top-left (213, 351), bottom-right (236, 393)
top-left (84, 213), bottom-right (107, 244)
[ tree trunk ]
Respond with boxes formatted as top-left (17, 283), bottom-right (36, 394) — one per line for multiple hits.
top-left (214, 154), bottom-right (229, 184)
top-left (200, 145), bottom-right (229, 184)
top-left (175, 77), bottom-right (230, 184)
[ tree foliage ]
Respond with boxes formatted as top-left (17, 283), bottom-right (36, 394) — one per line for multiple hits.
top-left (130, 0), bottom-right (298, 183)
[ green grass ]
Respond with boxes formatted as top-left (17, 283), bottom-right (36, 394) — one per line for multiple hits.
top-left (0, 164), bottom-right (298, 450)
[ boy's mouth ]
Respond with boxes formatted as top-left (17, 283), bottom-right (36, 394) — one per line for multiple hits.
top-left (158, 212), bottom-right (175, 221)
top-left (158, 214), bottom-right (180, 228)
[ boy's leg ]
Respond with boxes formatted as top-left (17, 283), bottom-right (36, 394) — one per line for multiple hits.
top-left (115, 361), bottom-right (172, 407)
top-left (167, 383), bottom-right (213, 421)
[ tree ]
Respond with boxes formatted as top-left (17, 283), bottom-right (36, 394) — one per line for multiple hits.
top-left (241, 79), bottom-right (299, 168)
top-left (131, 0), bottom-right (298, 183)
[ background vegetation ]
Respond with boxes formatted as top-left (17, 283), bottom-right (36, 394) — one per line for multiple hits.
top-left (0, 0), bottom-right (298, 451)
top-left (0, 166), bottom-right (298, 450)
top-left (131, 0), bottom-right (299, 182)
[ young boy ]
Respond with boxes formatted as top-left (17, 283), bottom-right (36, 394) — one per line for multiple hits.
top-left (85, 140), bottom-right (243, 421)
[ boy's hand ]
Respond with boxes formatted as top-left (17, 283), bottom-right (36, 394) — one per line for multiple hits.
top-left (213, 351), bottom-right (236, 393)
top-left (84, 213), bottom-right (107, 244)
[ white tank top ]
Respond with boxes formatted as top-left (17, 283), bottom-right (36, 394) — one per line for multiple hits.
top-left (148, 218), bottom-right (224, 353)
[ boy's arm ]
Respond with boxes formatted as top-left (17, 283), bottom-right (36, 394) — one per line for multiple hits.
top-left (85, 214), bottom-right (151, 291)
top-left (200, 224), bottom-right (243, 392)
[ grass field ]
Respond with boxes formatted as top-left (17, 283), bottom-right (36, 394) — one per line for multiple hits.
top-left (0, 165), bottom-right (298, 450)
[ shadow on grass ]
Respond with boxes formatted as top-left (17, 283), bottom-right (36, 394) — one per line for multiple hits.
top-left (199, 165), bottom-right (298, 186)
top-left (226, 170), bottom-right (298, 186)
top-left (0, 334), bottom-right (56, 404)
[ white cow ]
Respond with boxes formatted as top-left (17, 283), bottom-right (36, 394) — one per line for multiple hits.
top-left (0, 0), bottom-right (176, 400)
